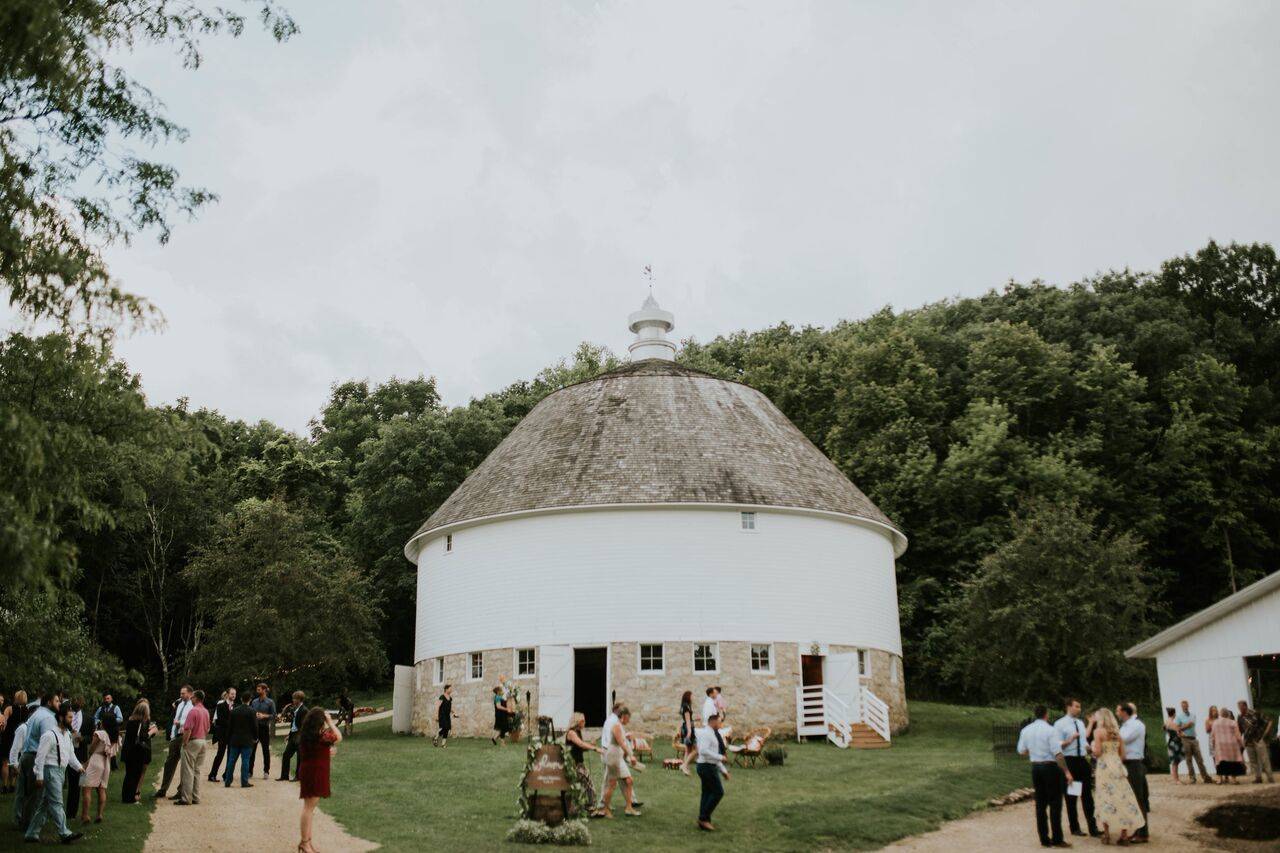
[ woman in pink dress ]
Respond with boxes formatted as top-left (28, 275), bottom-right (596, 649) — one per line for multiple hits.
top-left (81, 717), bottom-right (120, 824)
top-left (1210, 709), bottom-right (1246, 783)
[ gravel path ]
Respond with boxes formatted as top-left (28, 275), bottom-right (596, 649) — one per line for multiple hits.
top-left (143, 744), bottom-right (378, 853)
top-left (888, 775), bottom-right (1280, 852)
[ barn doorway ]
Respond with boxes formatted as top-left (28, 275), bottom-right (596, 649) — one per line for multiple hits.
top-left (574, 647), bottom-right (608, 727)
top-left (801, 654), bottom-right (824, 687)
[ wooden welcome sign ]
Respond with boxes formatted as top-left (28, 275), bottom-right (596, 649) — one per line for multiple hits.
top-left (524, 744), bottom-right (570, 790)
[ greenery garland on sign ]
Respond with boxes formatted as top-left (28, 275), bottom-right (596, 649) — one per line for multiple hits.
top-left (514, 734), bottom-right (593, 819)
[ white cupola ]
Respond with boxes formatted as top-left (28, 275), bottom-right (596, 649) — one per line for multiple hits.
top-left (627, 294), bottom-right (676, 361)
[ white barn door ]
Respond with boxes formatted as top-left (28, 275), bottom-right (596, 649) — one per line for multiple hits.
top-left (539, 645), bottom-right (574, 730)
top-left (825, 652), bottom-right (862, 724)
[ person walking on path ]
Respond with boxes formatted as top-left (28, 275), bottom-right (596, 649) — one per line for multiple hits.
top-left (15, 692), bottom-right (60, 831)
top-left (153, 686), bottom-right (193, 800)
top-left (595, 706), bottom-right (641, 819)
top-left (1173, 700), bottom-right (1212, 783)
top-left (24, 702), bottom-right (84, 845)
top-left (694, 710), bottom-right (730, 831)
top-left (297, 707), bottom-right (343, 853)
top-left (1210, 709), bottom-right (1247, 783)
top-left (277, 691), bottom-right (307, 782)
top-left (80, 715), bottom-right (119, 824)
top-left (1053, 698), bottom-right (1099, 838)
top-left (1017, 704), bottom-right (1074, 849)
top-left (1090, 708), bottom-right (1144, 845)
top-left (1116, 703), bottom-right (1150, 843)
top-left (223, 692), bottom-right (258, 787)
top-left (121, 700), bottom-right (156, 804)
top-left (433, 685), bottom-right (457, 747)
top-left (174, 690), bottom-right (210, 806)
top-left (207, 688), bottom-right (235, 782)
top-left (249, 683), bottom-right (276, 779)
top-left (1236, 700), bottom-right (1275, 784)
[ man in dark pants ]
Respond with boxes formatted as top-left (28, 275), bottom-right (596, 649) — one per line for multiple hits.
top-left (207, 687), bottom-right (236, 782)
top-left (1017, 704), bottom-right (1074, 848)
top-left (694, 711), bottom-right (730, 831)
top-left (66, 697), bottom-right (93, 820)
top-left (1117, 703), bottom-right (1149, 843)
top-left (222, 693), bottom-right (258, 787)
top-left (153, 685), bottom-right (193, 800)
top-left (249, 683), bottom-right (276, 780)
top-left (277, 691), bottom-right (307, 782)
top-left (1054, 698), bottom-right (1099, 838)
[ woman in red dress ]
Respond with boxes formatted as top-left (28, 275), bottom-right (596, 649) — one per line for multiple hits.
top-left (297, 707), bottom-right (342, 853)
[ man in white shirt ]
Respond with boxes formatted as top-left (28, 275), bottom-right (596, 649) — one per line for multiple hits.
top-left (24, 703), bottom-right (84, 844)
top-left (694, 714), bottom-right (730, 831)
top-left (1054, 698), bottom-right (1099, 838)
top-left (154, 685), bottom-right (193, 800)
top-left (596, 706), bottom-right (640, 818)
top-left (1017, 704), bottom-right (1074, 848)
top-left (1116, 703), bottom-right (1149, 842)
top-left (701, 687), bottom-right (720, 725)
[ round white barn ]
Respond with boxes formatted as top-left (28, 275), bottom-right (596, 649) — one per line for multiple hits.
top-left (405, 298), bottom-right (909, 747)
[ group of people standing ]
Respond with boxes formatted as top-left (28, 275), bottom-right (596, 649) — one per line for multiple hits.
top-left (1163, 699), bottom-right (1274, 785)
top-left (2, 690), bottom-right (142, 844)
top-left (1, 683), bottom-right (348, 852)
top-left (1020, 697), bottom-right (1275, 849)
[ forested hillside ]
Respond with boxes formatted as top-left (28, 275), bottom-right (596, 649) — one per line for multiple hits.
top-left (4, 240), bottom-right (1277, 704)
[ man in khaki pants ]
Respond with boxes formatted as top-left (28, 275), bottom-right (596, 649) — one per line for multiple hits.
top-left (175, 690), bottom-right (211, 806)
top-left (1237, 701), bottom-right (1275, 783)
top-left (1174, 700), bottom-right (1212, 783)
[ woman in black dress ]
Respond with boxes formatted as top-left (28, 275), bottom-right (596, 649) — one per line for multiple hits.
top-left (564, 712), bottom-right (604, 816)
top-left (120, 699), bottom-right (156, 804)
top-left (678, 690), bottom-right (697, 776)
top-left (433, 685), bottom-right (457, 747)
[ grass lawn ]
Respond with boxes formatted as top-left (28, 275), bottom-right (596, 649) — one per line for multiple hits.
top-left (6, 760), bottom-right (161, 852)
top-left (325, 701), bottom-right (1034, 852)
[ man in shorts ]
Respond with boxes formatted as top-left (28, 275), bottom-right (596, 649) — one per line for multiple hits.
top-left (595, 707), bottom-right (641, 818)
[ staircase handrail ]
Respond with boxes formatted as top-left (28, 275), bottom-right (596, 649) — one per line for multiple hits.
top-left (861, 685), bottom-right (891, 743)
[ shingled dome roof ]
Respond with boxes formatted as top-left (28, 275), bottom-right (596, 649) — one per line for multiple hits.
top-left (404, 359), bottom-right (906, 559)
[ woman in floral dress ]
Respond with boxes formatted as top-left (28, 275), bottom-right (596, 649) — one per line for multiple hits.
top-left (1091, 708), bottom-right (1144, 845)
top-left (1163, 706), bottom-right (1185, 783)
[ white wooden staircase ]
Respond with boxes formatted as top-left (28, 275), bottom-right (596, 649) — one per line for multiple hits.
top-left (795, 683), bottom-right (891, 749)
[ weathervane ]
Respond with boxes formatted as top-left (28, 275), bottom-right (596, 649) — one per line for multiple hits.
top-left (643, 264), bottom-right (653, 295)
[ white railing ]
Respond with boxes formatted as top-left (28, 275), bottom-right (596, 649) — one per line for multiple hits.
top-left (861, 685), bottom-right (891, 743)
top-left (795, 685), bottom-right (827, 740)
top-left (822, 688), bottom-right (851, 748)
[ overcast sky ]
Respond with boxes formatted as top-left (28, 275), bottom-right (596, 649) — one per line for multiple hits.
top-left (9, 1), bottom-right (1278, 432)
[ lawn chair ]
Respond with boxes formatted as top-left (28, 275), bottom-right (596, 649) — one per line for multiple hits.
top-left (627, 732), bottom-right (654, 765)
top-left (733, 727), bottom-right (772, 768)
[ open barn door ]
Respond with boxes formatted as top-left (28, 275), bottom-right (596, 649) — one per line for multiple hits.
top-left (539, 645), bottom-right (573, 731)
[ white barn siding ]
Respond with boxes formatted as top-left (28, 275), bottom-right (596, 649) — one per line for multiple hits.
top-left (1147, 584), bottom-right (1280, 772)
top-left (413, 506), bottom-right (901, 662)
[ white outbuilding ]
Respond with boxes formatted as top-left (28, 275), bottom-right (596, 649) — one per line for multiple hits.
top-left (1125, 570), bottom-right (1280, 771)
top-left (403, 297), bottom-right (909, 747)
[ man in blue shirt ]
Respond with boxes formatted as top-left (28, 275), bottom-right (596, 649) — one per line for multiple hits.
top-left (15, 693), bottom-right (60, 832)
top-left (1018, 704), bottom-right (1074, 848)
top-left (1173, 700), bottom-right (1211, 783)
top-left (1116, 703), bottom-right (1149, 842)
top-left (249, 683), bottom-right (277, 780)
top-left (1053, 698), bottom-right (1099, 838)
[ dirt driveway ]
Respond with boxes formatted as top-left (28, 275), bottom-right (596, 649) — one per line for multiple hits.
top-left (888, 776), bottom-right (1279, 852)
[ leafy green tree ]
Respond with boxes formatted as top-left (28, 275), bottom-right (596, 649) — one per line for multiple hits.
top-left (0, 585), bottom-right (137, 699)
top-left (187, 498), bottom-right (385, 692)
top-left (941, 500), bottom-right (1156, 703)
top-left (0, 0), bottom-right (295, 327)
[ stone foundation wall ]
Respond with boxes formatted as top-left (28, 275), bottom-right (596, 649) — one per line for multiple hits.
top-left (412, 642), bottom-right (907, 739)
